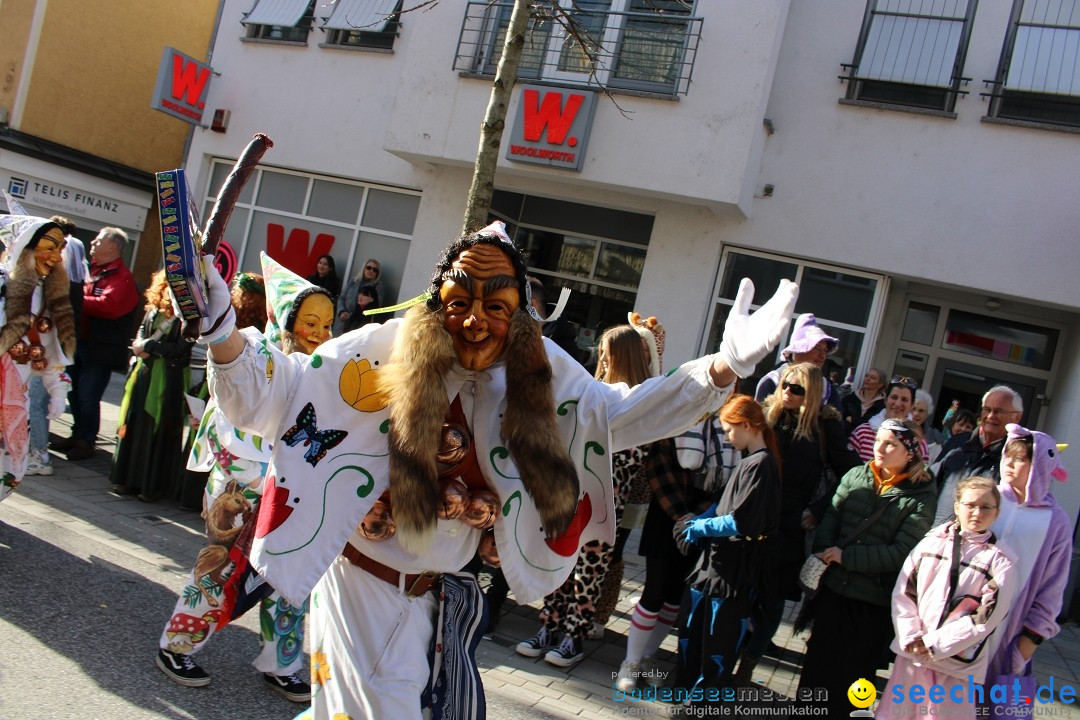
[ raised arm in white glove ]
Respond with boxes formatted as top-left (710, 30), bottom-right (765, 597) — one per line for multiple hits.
top-left (196, 254), bottom-right (235, 346)
top-left (709, 278), bottom-right (799, 386)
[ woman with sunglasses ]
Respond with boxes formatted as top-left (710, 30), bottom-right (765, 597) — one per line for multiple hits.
top-left (797, 419), bottom-right (936, 717)
top-left (848, 376), bottom-right (928, 463)
top-left (336, 258), bottom-right (383, 335)
top-left (734, 363), bottom-right (859, 684)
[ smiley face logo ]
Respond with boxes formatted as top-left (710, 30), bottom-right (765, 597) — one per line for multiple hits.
top-left (847, 677), bottom-right (876, 709)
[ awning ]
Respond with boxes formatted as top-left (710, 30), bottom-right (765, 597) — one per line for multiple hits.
top-left (242, 0), bottom-right (312, 27)
top-left (321, 0), bottom-right (396, 32)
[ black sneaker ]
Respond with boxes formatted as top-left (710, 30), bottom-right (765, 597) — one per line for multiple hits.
top-left (156, 649), bottom-right (210, 687)
top-left (263, 672), bottom-right (311, 703)
top-left (515, 626), bottom-right (557, 657)
top-left (544, 635), bottom-right (585, 667)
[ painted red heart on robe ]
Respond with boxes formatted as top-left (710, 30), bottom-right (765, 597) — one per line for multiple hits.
top-left (544, 493), bottom-right (593, 556)
top-left (254, 475), bottom-right (294, 539)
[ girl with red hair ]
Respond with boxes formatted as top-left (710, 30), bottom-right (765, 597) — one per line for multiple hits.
top-left (675, 394), bottom-right (781, 700)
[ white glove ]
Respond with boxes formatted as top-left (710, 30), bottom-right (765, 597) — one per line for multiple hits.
top-left (48, 394), bottom-right (66, 420)
top-left (196, 254), bottom-right (235, 345)
top-left (718, 278), bottom-right (799, 377)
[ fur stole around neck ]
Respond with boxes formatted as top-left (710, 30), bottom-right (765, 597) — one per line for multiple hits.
top-left (381, 305), bottom-right (580, 554)
top-left (0, 254), bottom-right (76, 358)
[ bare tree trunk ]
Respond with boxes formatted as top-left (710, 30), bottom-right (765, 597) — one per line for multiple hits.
top-left (461, 0), bottom-right (531, 235)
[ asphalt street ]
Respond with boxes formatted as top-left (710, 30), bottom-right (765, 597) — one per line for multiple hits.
top-left (0, 496), bottom-right (296, 719)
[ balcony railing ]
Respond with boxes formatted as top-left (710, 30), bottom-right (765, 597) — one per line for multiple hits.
top-left (453, 1), bottom-right (703, 98)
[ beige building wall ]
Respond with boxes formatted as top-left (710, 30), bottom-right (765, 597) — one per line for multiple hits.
top-left (16, 0), bottom-right (218, 171)
top-left (0, 1), bottom-right (36, 118)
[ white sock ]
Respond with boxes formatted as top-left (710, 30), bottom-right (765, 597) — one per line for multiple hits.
top-left (625, 603), bottom-right (659, 665)
top-left (642, 602), bottom-right (679, 658)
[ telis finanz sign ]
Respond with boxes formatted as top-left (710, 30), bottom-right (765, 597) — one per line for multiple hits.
top-left (506, 85), bottom-right (596, 172)
top-left (151, 47), bottom-right (213, 125)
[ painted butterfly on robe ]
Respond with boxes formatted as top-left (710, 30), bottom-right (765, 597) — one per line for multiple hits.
top-left (281, 403), bottom-right (347, 466)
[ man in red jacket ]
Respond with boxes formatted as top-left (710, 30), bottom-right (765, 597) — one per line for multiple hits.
top-left (52, 227), bottom-right (139, 461)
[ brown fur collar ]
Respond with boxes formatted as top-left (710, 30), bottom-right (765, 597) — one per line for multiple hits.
top-left (381, 305), bottom-right (579, 553)
top-left (502, 309), bottom-right (579, 538)
top-left (0, 252), bottom-right (75, 357)
top-left (382, 305), bottom-right (455, 553)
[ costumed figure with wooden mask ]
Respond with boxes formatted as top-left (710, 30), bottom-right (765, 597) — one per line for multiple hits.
top-left (191, 219), bottom-right (798, 720)
top-left (0, 199), bottom-right (76, 501)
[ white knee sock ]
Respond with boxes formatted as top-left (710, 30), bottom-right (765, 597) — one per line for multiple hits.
top-left (624, 603), bottom-right (659, 665)
top-left (642, 602), bottom-right (679, 658)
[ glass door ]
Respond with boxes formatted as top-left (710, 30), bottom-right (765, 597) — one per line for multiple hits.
top-left (929, 360), bottom-right (1046, 430)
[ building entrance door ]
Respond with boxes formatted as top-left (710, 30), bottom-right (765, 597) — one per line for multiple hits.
top-left (929, 360), bottom-right (1045, 430)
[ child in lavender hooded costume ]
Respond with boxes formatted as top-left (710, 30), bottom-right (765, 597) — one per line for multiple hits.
top-left (986, 424), bottom-right (1070, 685)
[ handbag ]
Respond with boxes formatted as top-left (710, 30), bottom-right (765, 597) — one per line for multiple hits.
top-left (798, 554), bottom-right (830, 594)
top-left (797, 497), bottom-right (898, 596)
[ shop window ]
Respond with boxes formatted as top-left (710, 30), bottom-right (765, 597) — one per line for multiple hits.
top-left (942, 309), bottom-right (1059, 370)
top-left (902, 301), bottom-right (940, 345)
top-left (705, 250), bottom-right (884, 393)
top-left (984, 0), bottom-right (1080, 128)
top-left (256, 171), bottom-right (308, 214)
top-left (320, 0), bottom-right (402, 50)
top-left (841, 0), bottom-right (978, 113)
top-left (455, 0), bottom-right (703, 97)
top-left (242, 0), bottom-right (316, 43)
top-left (202, 159), bottom-right (420, 307)
top-left (490, 190), bottom-right (653, 362)
top-left (362, 190), bottom-right (420, 235)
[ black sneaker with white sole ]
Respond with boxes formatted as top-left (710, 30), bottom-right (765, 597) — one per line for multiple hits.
top-left (544, 635), bottom-right (585, 667)
top-left (263, 672), bottom-right (311, 703)
top-left (515, 626), bottom-right (558, 657)
top-left (156, 649), bottom-right (210, 687)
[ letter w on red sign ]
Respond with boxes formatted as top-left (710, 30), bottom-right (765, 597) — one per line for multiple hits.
top-left (522, 89), bottom-right (584, 145)
top-left (171, 54), bottom-right (211, 108)
top-left (266, 223), bottom-right (336, 276)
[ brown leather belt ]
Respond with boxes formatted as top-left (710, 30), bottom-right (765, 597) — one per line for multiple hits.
top-left (341, 542), bottom-right (441, 598)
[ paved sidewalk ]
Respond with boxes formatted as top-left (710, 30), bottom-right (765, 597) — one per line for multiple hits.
top-left (9, 371), bottom-right (1080, 718)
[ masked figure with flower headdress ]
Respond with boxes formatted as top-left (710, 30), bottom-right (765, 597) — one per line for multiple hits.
top-left (0, 201), bottom-right (76, 501)
top-left (155, 254), bottom-right (333, 702)
top-left (187, 220), bottom-right (798, 720)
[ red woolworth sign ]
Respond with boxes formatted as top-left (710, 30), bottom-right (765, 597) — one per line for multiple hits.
top-left (506, 85), bottom-right (596, 171)
top-left (151, 47), bottom-right (213, 125)
top-left (265, 223), bottom-right (336, 277)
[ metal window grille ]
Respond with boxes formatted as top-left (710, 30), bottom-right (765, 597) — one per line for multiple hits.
top-left (984, 0), bottom-right (1080, 127)
top-left (841, 0), bottom-right (976, 112)
top-left (453, 1), bottom-right (702, 97)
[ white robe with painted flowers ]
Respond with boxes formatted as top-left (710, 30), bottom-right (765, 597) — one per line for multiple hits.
top-left (209, 320), bottom-right (730, 606)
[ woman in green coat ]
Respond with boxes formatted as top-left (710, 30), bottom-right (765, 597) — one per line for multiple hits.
top-left (797, 419), bottom-right (935, 717)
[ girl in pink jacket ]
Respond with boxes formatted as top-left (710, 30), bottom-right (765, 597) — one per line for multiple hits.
top-left (876, 476), bottom-right (1016, 719)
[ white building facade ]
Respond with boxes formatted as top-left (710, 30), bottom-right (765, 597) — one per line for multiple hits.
top-left (185, 0), bottom-right (1080, 580)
